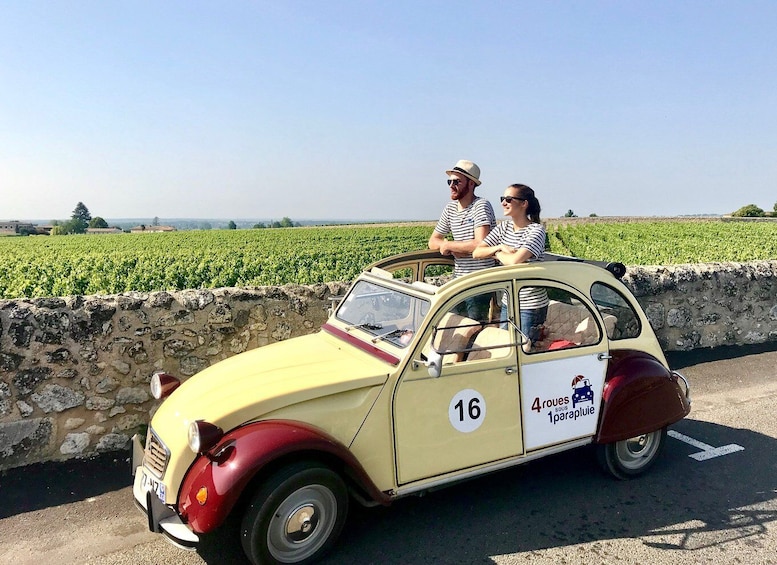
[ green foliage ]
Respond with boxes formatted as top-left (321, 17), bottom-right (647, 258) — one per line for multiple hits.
top-left (71, 202), bottom-right (92, 223)
top-left (89, 217), bottom-right (109, 228)
top-left (269, 217), bottom-right (297, 228)
top-left (732, 204), bottom-right (765, 217)
top-left (546, 220), bottom-right (777, 265)
top-left (227, 221), bottom-right (237, 230)
top-left (253, 222), bottom-right (267, 229)
top-left (0, 225), bottom-right (432, 298)
top-left (53, 218), bottom-right (88, 235)
top-left (564, 210), bottom-right (577, 218)
top-left (2, 221), bottom-right (775, 299)
top-left (72, 219), bottom-right (88, 234)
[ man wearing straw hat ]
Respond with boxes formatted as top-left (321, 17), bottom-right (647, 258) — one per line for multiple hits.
top-left (428, 159), bottom-right (496, 278)
top-left (428, 159), bottom-right (496, 321)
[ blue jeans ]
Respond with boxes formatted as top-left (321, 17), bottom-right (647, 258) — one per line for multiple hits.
top-left (521, 305), bottom-right (548, 343)
top-left (456, 295), bottom-right (492, 322)
top-left (503, 305), bottom-right (548, 342)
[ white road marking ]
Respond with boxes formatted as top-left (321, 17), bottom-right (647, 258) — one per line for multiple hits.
top-left (668, 429), bottom-right (745, 461)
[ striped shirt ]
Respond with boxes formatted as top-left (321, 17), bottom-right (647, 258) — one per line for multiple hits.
top-left (434, 197), bottom-right (497, 277)
top-left (482, 220), bottom-right (548, 309)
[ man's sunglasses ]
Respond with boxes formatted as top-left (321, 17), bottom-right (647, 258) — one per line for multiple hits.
top-left (447, 178), bottom-right (464, 187)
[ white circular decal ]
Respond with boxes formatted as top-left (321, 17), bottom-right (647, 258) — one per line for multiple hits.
top-left (448, 389), bottom-right (486, 433)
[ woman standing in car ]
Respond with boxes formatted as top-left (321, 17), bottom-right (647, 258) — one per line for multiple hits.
top-left (473, 184), bottom-right (548, 342)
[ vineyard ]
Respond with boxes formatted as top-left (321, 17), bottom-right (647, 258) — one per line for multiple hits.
top-left (1, 220), bottom-right (776, 299)
top-left (547, 220), bottom-right (777, 265)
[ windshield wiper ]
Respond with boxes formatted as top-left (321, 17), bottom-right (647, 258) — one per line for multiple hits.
top-left (371, 328), bottom-right (405, 343)
top-left (345, 322), bottom-right (383, 332)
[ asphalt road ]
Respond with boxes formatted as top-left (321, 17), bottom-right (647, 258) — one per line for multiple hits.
top-left (1, 342), bottom-right (776, 565)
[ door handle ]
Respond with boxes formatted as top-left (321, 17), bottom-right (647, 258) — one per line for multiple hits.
top-left (598, 353), bottom-right (613, 361)
top-left (505, 366), bottom-right (516, 375)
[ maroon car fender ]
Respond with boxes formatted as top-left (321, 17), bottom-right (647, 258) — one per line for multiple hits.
top-left (596, 350), bottom-right (690, 444)
top-left (178, 419), bottom-right (390, 534)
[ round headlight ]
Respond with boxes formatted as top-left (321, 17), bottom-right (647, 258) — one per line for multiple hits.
top-left (150, 372), bottom-right (181, 400)
top-left (188, 420), bottom-right (224, 454)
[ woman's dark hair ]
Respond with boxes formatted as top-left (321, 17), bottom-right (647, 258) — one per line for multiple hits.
top-left (508, 184), bottom-right (542, 223)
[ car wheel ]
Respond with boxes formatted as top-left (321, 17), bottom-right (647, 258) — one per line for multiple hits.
top-left (240, 462), bottom-right (348, 565)
top-left (597, 427), bottom-right (666, 480)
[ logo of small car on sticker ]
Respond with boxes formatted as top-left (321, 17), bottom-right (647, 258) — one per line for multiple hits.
top-left (571, 375), bottom-right (594, 408)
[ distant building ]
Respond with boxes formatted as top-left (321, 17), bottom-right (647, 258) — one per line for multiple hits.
top-left (86, 227), bottom-right (124, 235)
top-left (129, 225), bottom-right (176, 233)
top-left (0, 221), bottom-right (37, 234)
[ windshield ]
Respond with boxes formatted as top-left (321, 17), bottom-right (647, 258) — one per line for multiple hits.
top-left (335, 280), bottom-right (430, 348)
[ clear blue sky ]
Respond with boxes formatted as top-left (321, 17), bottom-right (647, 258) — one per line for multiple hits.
top-left (2, 1), bottom-right (775, 222)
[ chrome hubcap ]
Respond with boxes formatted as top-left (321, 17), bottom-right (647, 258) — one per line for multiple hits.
top-left (285, 504), bottom-right (318, 541)
top-left (267, 485), bottom-right (337, 562)
top-left (616, 431), bottom-right (659, 470)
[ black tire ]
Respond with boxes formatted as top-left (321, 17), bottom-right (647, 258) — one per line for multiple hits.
top-left (240, 462), bottom-right (348, 565)
top-left (597, 427), bottom-right (667, 480)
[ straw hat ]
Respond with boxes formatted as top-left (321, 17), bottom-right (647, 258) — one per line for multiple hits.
top-left (445, 160), bottom-right (481, 186)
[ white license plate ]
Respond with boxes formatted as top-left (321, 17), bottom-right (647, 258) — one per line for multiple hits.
top-left (140, 469), bottom-right (166, 503)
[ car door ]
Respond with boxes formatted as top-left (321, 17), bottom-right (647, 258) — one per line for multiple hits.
top-left (515, 282), bottom-right (610, 451)
top-left (392, 284), bottom-right (524, 484)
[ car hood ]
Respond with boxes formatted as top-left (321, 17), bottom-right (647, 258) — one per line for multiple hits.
top-left (151, 331), bottom-right (393, 441)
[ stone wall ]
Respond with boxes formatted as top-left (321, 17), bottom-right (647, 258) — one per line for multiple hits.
top-left (0, 283), bottom-right (349, 471)
top-left (624, 261), bottom-right (777, 350)
top-left (1, 261), bottom-right (776, 471)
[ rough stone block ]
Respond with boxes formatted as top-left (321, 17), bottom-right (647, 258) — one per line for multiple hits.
top-left (0, 418), bottom-right (54, 467)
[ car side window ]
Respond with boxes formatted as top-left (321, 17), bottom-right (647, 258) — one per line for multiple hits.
top-left (528, 287), bottom-right (602, 353)
top-left (425, 288), bottom-right (513, 364)
top-left (590, 282), bottom-right (641, 340)
top-left (423, 263), bottom-right (454, 286)
top-left (388, 267), bottom-right (413, 282)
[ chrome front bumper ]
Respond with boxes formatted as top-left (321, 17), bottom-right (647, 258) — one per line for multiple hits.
top-left (131, 434), bottom-right (199, 549)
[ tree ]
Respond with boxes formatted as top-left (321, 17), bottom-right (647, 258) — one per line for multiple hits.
top-left (731, 204), bottom-right (764, 217)
top-left (89, 217), bottom-right (109, 228)
top-left (72, 202), bottom-right (92, 223)
top-left (153, 216), bottom-right (160, 226)
top-left (66, 202), bottom-right (91, 234)
top-left (253, 222), bottom-right (267, 229)
top-left (54, 218), bottom-right (86, 235)
top-left (280, 217), bottom-right (294, 228)
top-left (564, 210), bottom-right (577, 218)
top-left (227, 220), bottom-right (237, 230)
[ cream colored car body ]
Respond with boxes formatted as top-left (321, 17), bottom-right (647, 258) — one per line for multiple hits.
top-left (133, 250), bottom-right (690, 563)
top-left (148, 332), bottom-right (393, 498)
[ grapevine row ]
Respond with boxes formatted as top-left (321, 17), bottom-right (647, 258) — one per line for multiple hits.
top-left (1, 221), bottom-right (775, 299)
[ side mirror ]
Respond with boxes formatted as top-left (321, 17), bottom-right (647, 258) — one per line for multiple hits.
top-left (425, 350), bottom-right (442, 378)
top-left (412, 350), bottom-right (442, 378)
